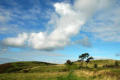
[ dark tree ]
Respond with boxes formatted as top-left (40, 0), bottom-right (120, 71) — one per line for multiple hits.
top-left (65, 60), bottom-right (73, 71)
top-left (86, 56), bottom-right (94, 67)
top-left (79, 53), bottom-right (90, 67)
top-left (66, 60), bottom-right (73, 65)
top-left (79, 53), bottom-right (94, 68)
top-left (86, 56), bottom-right (94, 64)
top-left (79, 53), bottom-right (89, 61)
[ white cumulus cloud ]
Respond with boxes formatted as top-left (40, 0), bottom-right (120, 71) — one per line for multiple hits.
top-left (2, 0), bottom-right (113, 50)
top-left (3, 33), bottom-right (28, 47)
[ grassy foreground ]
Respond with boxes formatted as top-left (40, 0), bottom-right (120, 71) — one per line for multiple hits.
top-left (0, 60), bottom-right (120, 80)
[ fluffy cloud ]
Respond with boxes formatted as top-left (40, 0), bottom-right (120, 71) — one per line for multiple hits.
top-left (27, 0), bottom-right (102, 50)
top-left (26, 2), bottom-right (85, 50)
top-left (3, 33), bottom-right (28, 47)
top-left (2, 0), bottom-right (115, 50)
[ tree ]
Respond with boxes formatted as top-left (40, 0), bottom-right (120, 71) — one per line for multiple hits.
top-left (65, 60), bottom-right (73, 71)
top-left (79, 53), bottom-right (90, 67)
top-left (86, 56), bottom-right (94, 63)
top-left (66, 60), bottom-right (73, 65)
top-left (86, 56), bottom-right (94, 67)
top-left (79, 53), bottom-right (89, 61)
top-left (79, 53), bottom-right (94, 68)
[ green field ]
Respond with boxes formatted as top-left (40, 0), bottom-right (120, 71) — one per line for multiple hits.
top-left (0, 60), bottom-right (120, 80)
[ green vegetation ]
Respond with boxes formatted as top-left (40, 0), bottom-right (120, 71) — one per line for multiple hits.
top-left (0, 53), bottom-right (120, 80)
top-left (0, 61), bottom-right (56, 73)
top-left (94, 64), bottom-right (98, 68)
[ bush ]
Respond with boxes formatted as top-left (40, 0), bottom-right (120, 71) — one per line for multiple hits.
top-left (65, 60), bottom-right (73, 65)
top-left (103, 64), bottom-right (114, 68)
top-left (115, 61), bottom-right (119, 67)
top-left (65, 60), bottom-right (74, 71)
top-left (94, 64), bottom-right (98, 68)
top-left (23, 69), bottom-right (29, 73)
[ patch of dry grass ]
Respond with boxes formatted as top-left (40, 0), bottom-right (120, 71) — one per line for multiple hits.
top-left (0, 72), bottom-right (68, 80)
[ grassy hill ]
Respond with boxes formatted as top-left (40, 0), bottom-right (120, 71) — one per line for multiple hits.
top-left (75, 59), bottom-right (120, 67)
top-left (0, 60), bottom-right (120, 80)
top-left (0, 61), bottom-right (56, 73)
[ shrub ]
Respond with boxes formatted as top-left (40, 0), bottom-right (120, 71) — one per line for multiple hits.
top-left (23, 69), bottom-right (29, 73)
top-left (103, 64), bottom-right (114, 68)
top-left (65, 60), bottom-right (73, 65)
top-left (115, 61), bottom-right (119, 67)
top-left (94, 64), bottom-right (98, 68)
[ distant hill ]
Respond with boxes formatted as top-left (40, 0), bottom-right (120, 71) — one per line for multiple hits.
top-left (0, 61), bottom-right (56, 73)
top-left (0, 59), bottom-right (120, 73)
top-left (0, 59), bottom-right (120, 80)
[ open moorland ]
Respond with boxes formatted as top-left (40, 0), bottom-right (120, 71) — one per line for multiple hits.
top-left (0, 59), bottom-right (120, 80)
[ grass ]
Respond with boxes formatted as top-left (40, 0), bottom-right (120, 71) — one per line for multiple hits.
top-left (0, 69), bottom-right (120, 80)
top-left (0, 61), bottom-right (56, 73)
top-left (1, 69), bottom-right (120, 80)
top-left (0, 60), bottom-right (120, 80)
top-left (0, 72), bottom-right (67, 80)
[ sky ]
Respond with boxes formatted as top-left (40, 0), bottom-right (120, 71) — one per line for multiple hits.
top-left (0, 0), bottom-right (120, 64)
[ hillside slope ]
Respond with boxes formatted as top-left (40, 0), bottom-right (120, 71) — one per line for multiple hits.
top-left (0, 61), bottom-right (56, 73)
top-left (74, 59), bottom-right (120, 67)
top-left (0, 60), bottom-right (120, 80)
top-left (0, 59), bottom-right (120, 73)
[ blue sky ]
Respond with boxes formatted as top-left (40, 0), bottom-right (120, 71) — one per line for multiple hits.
top-left (0, 0), bottom-right (120, 64)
